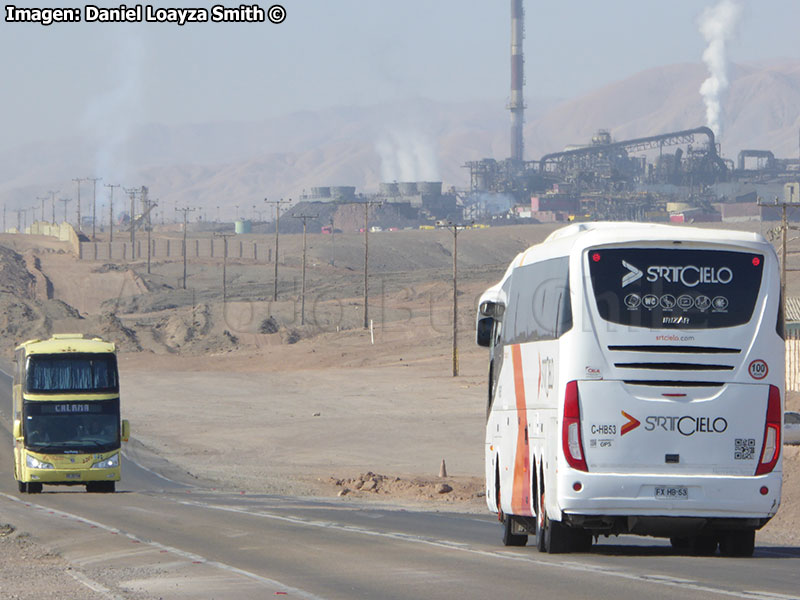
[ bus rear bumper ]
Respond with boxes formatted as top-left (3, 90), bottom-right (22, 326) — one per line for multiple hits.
top-left (557, 471), bottom-right (781, 525)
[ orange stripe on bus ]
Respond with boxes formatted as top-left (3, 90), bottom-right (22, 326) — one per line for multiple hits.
top-left (510, 344), bottom-right (532, 516)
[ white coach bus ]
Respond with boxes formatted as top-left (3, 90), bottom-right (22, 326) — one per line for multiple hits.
top-left (476, 222), bottom-right (783, 556)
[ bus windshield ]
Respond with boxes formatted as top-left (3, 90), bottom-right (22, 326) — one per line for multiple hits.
top-left (23, 398), bottom-right (120, 453)
top-left (588, 247), bottom-right (764, 330)
top-left (26, 353), bottom-right (118, 393)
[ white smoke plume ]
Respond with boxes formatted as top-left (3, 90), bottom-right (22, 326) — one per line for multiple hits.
top-left (80, 32), bottom-right (146, 193)
top-left (376, 130), bottom-right (440, 182)
top-left (698, 0), bottom-right (742, 137)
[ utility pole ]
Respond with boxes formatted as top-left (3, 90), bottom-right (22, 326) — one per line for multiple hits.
top-left (329, 217), bottom-right (336, 267)
top-left (141, 192), bottom-right (157, 274)
top-left (105, 184), bottom-right (120, 242)
top-left (48, 190), bottom-right (58, 223)
top-left (2, 204), bottom-right (5, 233)
top-left (761, 187), bottom-right (800, 328)
top-left (124, 188), bottom-right (139, 259)
top-left (15, 208), bottom-right (23, 232)
top-left (175, 207), bottom-right (196, 289)
top-left (350, 200), bottom-right (382, 330)
top-left (36, 196), bottom-right (48, 224)
top-left (73, 177), bottom-right (85, 229)
top-left (292, 214), bottom-right (318, 326)
top-left (446, 222), bottom-right (470, 376)
top-left (59, 198), bottom-right (71, 223)
top-left (87, 177), bottom-right (102, 240)
top-left (214, 232), bottom-right (235, 303)
top-left (265, 198), bottom-right (290, 301)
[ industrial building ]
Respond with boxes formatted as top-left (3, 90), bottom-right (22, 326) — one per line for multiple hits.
top-left (289, 0), bottom-right (798, 232)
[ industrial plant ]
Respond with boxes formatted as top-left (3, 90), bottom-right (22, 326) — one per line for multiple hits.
top-left (281, 0), bottom-right (799, 233)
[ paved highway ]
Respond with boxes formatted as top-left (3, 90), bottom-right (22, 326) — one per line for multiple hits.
top-left (0, 368), bottom-right (798, 599)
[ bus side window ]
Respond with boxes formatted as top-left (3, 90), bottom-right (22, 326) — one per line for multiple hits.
top-left (503, 257), bottom-right (572, 345)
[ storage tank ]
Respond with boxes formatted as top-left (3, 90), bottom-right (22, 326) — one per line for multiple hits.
top-left (417, 181), bottom-right (442, 197)
top-left (398, 182), bottom-right (418, 196)
top-left (380, 182), bottom-right (400, 196)
top-left (234, 219), bottom-right (252, 234)
top-left (329, 186), bottom-right (356, 201)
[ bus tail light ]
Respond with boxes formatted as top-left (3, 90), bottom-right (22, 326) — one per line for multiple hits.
top-left (562, 380), bottom-right (588, 472)
top-left (755, 385), bottom-right (781, 476)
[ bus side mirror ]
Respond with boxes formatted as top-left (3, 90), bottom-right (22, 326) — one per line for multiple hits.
top-left (477, 317), bottom-right (494, 347)
top-left (13, 420), bottom-right (22, 440)
top-left (121, 420), bottom-right (130, 442)
top-left (480, 301), bottom-right (504, 318)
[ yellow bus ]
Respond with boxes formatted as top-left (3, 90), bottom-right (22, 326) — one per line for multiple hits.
top-left (12, 334), bottom-right (130, 493)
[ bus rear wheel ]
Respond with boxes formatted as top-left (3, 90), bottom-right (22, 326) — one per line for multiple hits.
top-left (689, 535), bottom-right (718, 556)
top-left (719, 530), bottom-right (755, 557)
top-left (536, 488), bottom-right (547, 552)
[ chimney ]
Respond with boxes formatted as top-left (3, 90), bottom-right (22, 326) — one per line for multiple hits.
top-left (509, 0), bottom-right (525, 162)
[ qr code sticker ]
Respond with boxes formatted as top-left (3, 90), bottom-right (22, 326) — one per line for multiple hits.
top-left (735, 438), bottom-right (756, 460)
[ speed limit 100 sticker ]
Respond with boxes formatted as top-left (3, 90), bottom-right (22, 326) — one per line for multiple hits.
top-left (748, 359), bottom-right (768, 380)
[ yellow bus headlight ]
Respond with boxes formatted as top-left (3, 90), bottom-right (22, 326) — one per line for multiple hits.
top-left (26, 455), bottom-right (54, 469)
top-left (91, 454), bottom-right (119, 469)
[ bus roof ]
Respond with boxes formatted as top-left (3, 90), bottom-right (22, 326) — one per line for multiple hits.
top-left (480, 222), bottom-right (773, 303)
top-left (515, 222), bottom-right (770, 268)
top-left (16, 334), bottom-right (116, 355)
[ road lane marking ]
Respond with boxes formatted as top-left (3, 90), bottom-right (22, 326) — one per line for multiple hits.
top-left (174, 498), bottom-right (798, 600)
top-left (0, 492), bottom-right (328, 600)
top-left (120, 448), bottom-right (197, 489)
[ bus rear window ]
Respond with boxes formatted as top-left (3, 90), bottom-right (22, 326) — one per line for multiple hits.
top-left (588, 248), bottom-right (763, 329)
top-left (26, 353), bottom-right (119, 393)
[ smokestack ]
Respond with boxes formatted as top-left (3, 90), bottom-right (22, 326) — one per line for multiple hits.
top-left (509, 0), bottom-right (525, 162)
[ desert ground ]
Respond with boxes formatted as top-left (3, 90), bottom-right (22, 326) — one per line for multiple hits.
top-left (0, 220), bottom-right (798, 564)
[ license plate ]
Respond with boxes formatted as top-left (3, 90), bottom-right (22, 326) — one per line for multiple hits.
top-left (655, 486), bottom-right (688, 499)
top-left (65, 473), bottom-right (81, 480)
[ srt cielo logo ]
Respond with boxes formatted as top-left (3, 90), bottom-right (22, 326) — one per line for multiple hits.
top-left (621, 261), bottom-right (643, 287)
top-left (621, 261), bottom-right (733, 288)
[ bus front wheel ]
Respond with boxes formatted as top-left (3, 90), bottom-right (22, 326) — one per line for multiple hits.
top-left (17, 480), bottom-right (27, 493)
top-left (87, 481), bottom-right (115, 493)
top-left (502, 516), bottom-right (528, 547)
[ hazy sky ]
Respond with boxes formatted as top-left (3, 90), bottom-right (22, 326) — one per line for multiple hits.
top-left (2, 0), bottom-right (799, 151)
